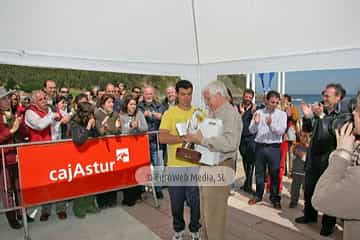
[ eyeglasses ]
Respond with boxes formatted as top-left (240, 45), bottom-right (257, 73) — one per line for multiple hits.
top-left (61, 91), bottom-right (69, 94)
top-left (133, 91), bottom-right (141, 94)
top-left (269, 101), bottom-right (279, 105)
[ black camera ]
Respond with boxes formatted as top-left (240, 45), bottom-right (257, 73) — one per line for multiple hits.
top-left (329, 97), bottom-right (359, 139)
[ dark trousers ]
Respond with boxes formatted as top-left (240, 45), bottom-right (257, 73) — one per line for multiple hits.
top-left (0, 164), bottom-right (20, 209)
top-left (96, 191), bottom-right (117, 208)
top-left (239, 137), bottom-right (255, 191)
top-left (290, 156), bottom-right (305, 204)
top-left (168, 186), bottom-right (201, 233)
top-left (304, 155), bottom-right (336, 227)
top-left (0, 164), bottom-right (22, 225)
top-left (254, 143), bottom-right (281, 203)
top-left (122, 186), bottom-right (142, 205)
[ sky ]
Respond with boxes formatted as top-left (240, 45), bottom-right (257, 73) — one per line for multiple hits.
top-left (254, 68), bottom-right (360, 95)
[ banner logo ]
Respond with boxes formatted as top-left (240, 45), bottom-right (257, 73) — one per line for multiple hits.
top-left (116, 148), bottom-right (130, 162)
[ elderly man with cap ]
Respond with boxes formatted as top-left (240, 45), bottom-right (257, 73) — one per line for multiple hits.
top-left (0, 87), bottom-right (29, 229)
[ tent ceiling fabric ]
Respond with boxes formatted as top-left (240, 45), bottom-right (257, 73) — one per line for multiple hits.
top-left (0, 0), bottom-right (360, 74)
top-left (196, 0), bottom-right (360, 63)
top-left (0, 0), bottom-right (197, 65)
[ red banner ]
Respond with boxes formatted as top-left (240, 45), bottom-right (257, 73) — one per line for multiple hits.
top-left (17, 134), bottom-right (151, 207)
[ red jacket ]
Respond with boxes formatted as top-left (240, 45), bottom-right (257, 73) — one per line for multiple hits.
top-left (26, 105), bottom-right (52, 142)
top-left (0, 112), bottom-right (28, 165)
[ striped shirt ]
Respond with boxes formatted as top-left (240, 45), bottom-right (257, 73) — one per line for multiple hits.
top-left (249, 107), bottom-right (287, 144)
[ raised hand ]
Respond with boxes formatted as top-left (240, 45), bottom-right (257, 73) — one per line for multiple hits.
top-left (251, 104), bottom-right (257, 113)
top-left (254, 112), bottom-right (260, 124)
top-left (238, 104), bottom-right (245, 114)
top-left (60, 115), bottom-right (71, 124)
top-left (143, 110), bottom-right (151, 117)
top-left (87, 118), bottom-right (96, 130)
top-left (115, 118), bottom-right (121, 129)
top-left (336, 122), bottom-right (355, 153)
top-left (152, 112), bottom-right (162, 119)
top-left (312, 103), bottom-right (324, 118)
top-left (300, 101), bottom-right (313, 118)
top-left (10, 116), bottom-right (22, 134)
top-left (131, 120), bottom-right (138, 129)
top-left (266, 114), bottom-right (272, 126)
top-left (54, 112), bottom-right (62, 121)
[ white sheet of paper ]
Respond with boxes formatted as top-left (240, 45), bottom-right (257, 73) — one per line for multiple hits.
top-left (196, 118), bottom-right (223, 166)
top-left (176, 122), bottom-right (188, 136)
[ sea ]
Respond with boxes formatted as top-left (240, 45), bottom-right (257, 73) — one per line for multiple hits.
top-left (290, 94), bottom-right (356, 109)
top-left (291, 94), bottom-right (324, 107)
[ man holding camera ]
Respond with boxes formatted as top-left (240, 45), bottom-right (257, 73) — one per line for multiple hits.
top-left (295, 83), bottom-right (346, 236)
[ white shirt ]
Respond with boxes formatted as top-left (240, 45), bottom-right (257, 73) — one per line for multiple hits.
top-left (249, 108), bottom-right (287, 144)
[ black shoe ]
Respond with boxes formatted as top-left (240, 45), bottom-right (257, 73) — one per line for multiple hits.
top-left (289, 202), bottom-right (298, 208)
top-left (156, 191), bottom-right (164, 199)
top-left (295, 215), bottom-right (317, 224)
top-left (40, 213), bottom-right (50, 222)
top-left (17, 214), bottom-right (34, 223)
top-left (122, 199), bottom-right (136, 207)
top-left (8, 220), bottom-right (23, 229)
top-left (108, 202), bottom-right (117, 208)
top-left (57, 211), bottom-right (67, 220)
top-left (320, 224), bottom-right (335, 236)
top-left (6, 211), bottom-right (23, 229)
top-left (26, 215), bottom-right (34, 222)
top-left (98, 204), bottom-right (108, 209)
top-left (273, 202), bottom-right (282, 210)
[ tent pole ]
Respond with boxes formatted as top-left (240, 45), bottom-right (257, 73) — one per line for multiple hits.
top-left (251, 73), bottom-right (256, 103)
top-left (277, 72), bottom-right (282, 93)
top-left (191, 0), bottom-right (203, 106)
top-left (191, 0), bottom-right (201, 65)
top-left (282, 72), bottom-right (286, 94)
top-left (246, 73), bottom-right (251, 89)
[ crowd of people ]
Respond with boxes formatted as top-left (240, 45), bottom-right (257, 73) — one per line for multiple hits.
top-left (0, 80), bottom-right (175, 228)
top-left (0, 78), bottom-right (359, 240)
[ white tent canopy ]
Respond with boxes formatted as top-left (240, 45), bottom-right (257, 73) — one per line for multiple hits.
top-left (1, 0), bottom-right (360, 104)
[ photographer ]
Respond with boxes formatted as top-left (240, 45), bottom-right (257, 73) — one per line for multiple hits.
top-left (312, 91), bottom-right (360, 240)
top-left (295, 83), bottom-right (347, 236)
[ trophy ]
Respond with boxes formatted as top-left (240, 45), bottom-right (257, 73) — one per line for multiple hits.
top-left (175, 108), bottom-right (204, 163)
